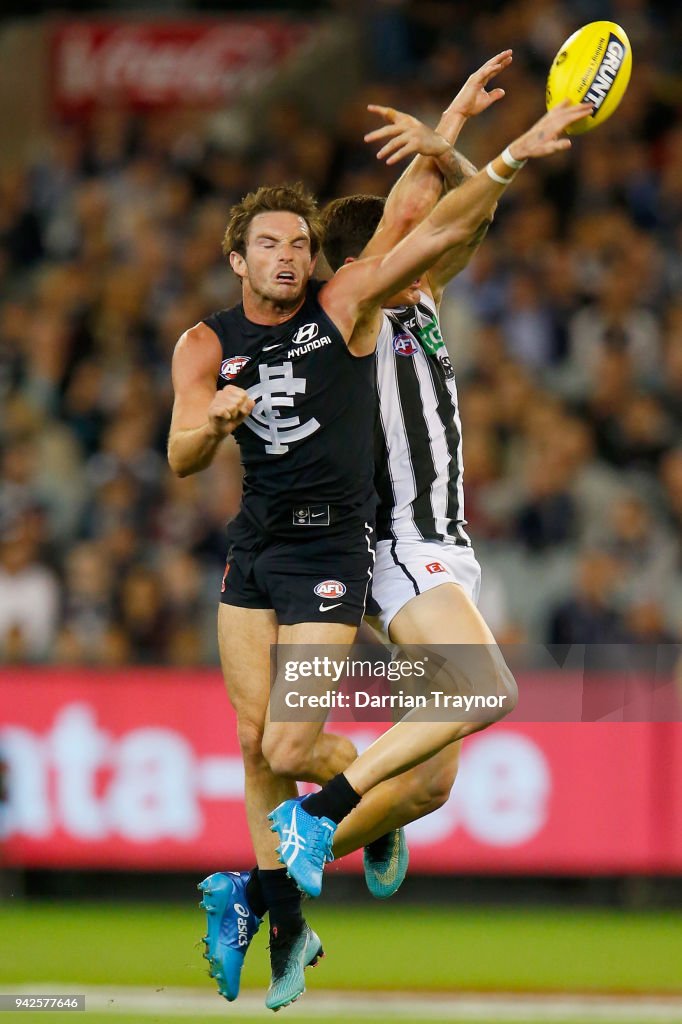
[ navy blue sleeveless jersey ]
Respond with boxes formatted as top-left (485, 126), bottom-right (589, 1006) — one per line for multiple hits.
top-left (204, 280), bottom-right (376, 536)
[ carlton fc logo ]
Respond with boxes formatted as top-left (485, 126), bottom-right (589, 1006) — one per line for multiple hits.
top-left (393, 332), bottom-right (419, 357)
top-left (246, 362), bottom-right (320, 454)
top-left (292, 322), bottom-right (318, 345)
top-left (221, 355), bottom-right (250, 379)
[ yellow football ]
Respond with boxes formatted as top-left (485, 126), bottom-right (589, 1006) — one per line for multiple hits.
top-left (546, 21), bottom-right (632, 135)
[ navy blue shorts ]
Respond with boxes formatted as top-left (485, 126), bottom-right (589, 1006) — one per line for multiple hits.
top-left (220, 514), bottom-right (375, 626)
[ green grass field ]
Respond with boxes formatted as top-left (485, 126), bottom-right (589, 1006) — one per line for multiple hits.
top-left (2, 901), bottom-right (681, 1023)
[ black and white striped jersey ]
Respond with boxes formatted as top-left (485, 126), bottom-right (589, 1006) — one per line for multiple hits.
top-left (374, 290), bottom-right (470, 546)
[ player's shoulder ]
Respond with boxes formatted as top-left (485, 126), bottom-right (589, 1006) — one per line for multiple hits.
top-left (179, 318), bottom-right (223, 349)
top-left (203, 300), bottom-right (244, 337)
top-left (173, 320), bottom-right (223, 379)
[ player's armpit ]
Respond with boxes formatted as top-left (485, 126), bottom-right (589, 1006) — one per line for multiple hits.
top-left (347, 305), bottom-right (384, 358)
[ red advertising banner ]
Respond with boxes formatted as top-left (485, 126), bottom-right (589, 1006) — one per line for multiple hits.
top-left (0, 669), bottom-right (680, 873)
top-left (50, 19), bottom-right (310, 114)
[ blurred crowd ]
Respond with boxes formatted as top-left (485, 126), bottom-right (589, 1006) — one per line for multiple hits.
top-left (1, 0), bottom-right (681, 665)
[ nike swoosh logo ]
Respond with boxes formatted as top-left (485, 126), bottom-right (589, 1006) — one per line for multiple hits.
top-left (262, 344), bottom-right (280, 352)
top-left (365, 831), bottom-right (402, 884)
top-left (319, 602), bottom-right (342, 613)
top-left (311, 512), bottom-right (326, 518)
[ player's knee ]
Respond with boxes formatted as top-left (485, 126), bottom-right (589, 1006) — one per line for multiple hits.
top-left (473, 648), bottom-right (518, 726)
top-left (426, 762), bottom-right (459, 811)
top-left (503, 664), bottom-right (518, 714)
top-left (408, 762), bottom-right (458, 816)
top-left (261, 733), bottom-right (311, 780)
top-left (492, 658), bottom-right (518, 721)
top-left (415, 779), bottom-right (454, 816)
top-left (236, 718), bottom-right (266, 768)
top-left (385, 762), bottom-right (456, 822)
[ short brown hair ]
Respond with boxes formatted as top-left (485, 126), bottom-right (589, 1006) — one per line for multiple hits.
top-left (321, 195), bottom-right (386, 272)
top-left (222, 183), bottom-right (322, 258)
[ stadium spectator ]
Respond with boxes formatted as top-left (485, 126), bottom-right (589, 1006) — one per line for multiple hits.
top-left (0, 519), bottom-right (59, 661)
top-left (547, 551), bottom-right (628, 646)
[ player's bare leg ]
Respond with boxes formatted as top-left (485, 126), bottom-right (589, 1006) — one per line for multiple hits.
top-left (344, 584), bottom-right (515, 793)
top-left (262, 619), bottom-right (360, 783)
top-left (200, 604), bottom-right (288, 1003)
top-left (219, 604), bottom-right (295, 867)
top-left (269, 584), bottom-right (517, 897)
top-left (332, 744), bottom-right (460, 856)
top-left (260, 619), bottom-right (359, 1008)
top-left (334, 584), bottom-right (488, 854)
top-left (202, 608), bottom-right (357, 1007)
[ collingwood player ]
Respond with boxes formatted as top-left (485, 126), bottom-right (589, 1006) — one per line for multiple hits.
top-left (267, 99), bottom-right (593, 901)
top-left (168, 87), bottom-right (591, 1008)
top-left (322, 49), bottom-right (511, 902)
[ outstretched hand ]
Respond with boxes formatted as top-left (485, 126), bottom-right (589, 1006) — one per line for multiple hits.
top-left (364, 106), bottom-right (450, 166)
top-left (509, 100), bottom-right (594, 161)
top-left (445, 48), bottom-right (512, 120)
top-left (364, 49), bottom-right (512, 166)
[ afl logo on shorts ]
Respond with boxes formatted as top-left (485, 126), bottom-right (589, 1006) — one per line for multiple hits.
top-left (425, 562), bottom-right (446, 574)
top-left (393, 332), bottom-right (418, 357)
top-left (314, 579), bottom-right (347, 599)
top-left (292, 322), bottom-right (319, 345)
top-left (221, 355), bottom-right (250, 379)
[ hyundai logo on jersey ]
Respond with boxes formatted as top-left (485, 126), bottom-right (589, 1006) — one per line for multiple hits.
top-left (292, 322), bottom-right (319, 345)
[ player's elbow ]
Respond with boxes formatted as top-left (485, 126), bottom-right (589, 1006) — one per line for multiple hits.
top-left (167, 454), bottom-right (188, 478)
top-left (437, 221), bottom-right (472, 253)
top-left (167, 453), bottom-right (183, 477)
top-left (466, 216), bottom-right (494, 251)
top-left (393, 198), bottom-right (432, 234)
top-left (167, 439), bottom-right (193, 478)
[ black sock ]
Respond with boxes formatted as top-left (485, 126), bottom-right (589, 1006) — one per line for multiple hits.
top-left (245, 866), bottom-right (267, 919)
top-left (301, 773), bottom-right (361, 824)
top-left (259, 868), bottom-right (304, 937)
top-left (365, 832), bottom-right (393, 857)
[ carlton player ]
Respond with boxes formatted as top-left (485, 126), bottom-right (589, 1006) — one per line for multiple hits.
top-left (168, 97), bottom-right (590, 1012)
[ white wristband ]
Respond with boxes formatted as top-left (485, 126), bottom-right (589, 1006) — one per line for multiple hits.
top-left (486, 162), bottom-right (513, 185)
top-left (502, 146), bottom-right (527, 170)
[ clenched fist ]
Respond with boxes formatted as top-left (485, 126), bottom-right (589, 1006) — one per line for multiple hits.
top-left (208, 386), bottom-right (255, 437)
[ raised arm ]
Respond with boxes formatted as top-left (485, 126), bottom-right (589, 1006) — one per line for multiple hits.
top-left (168, 323), bottom-right (254, 477)
top-left (361, 50), bottom-right (511, 261)
top-left (320, 101), bottom-right (592, 336)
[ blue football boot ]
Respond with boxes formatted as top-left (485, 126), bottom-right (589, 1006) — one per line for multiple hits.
top-left (363, 827), bottom-right (409, 899)
top-left (268, 798), bottom-right (336, 898)
top-left (198, 871), bottom-right (261, 1001)
top-left (265, 922), bottom-right (324, 1012)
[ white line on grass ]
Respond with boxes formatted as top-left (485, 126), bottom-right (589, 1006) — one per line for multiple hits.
top-left (6, 986), bottom-right (682, 1022)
